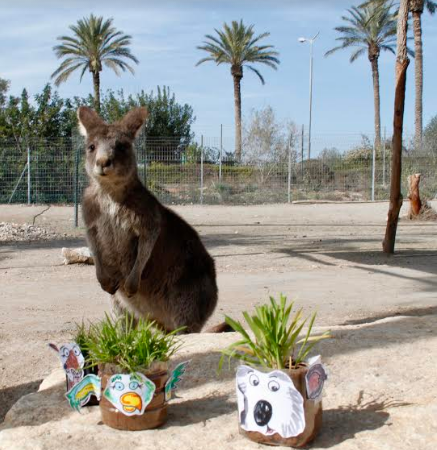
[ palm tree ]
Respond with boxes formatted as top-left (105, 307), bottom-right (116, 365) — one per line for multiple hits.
top-left (409, 0), bottom-right (436, 149)
top-left (51, 14), bottom-right (138, 112)
top-left (325, 2), bottom-right (401, 149)
top-left (196, 20), bottom-right (280, 161)
top-left (361, 0), bottom-right (436, 149)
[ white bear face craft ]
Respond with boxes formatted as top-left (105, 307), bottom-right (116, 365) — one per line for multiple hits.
top-left (236, 365), bottom-right (306, 438)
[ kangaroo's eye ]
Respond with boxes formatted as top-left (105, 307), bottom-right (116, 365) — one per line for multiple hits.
top-left (88, 144), bottom-right (96, 152)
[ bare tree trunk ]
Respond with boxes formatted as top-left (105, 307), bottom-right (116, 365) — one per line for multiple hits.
top-left (371, 58), bottom-right (382, 150)
top-left (407, 173), bottom-right (422, 218)
top-left (383, 0), bottom-right (410, 254)
top-left (412, 11), bottom-right (423, 150)
top-left (232, 65), bottom-right (243, 162)
top-left (92, 71), bottom-right (101, 113)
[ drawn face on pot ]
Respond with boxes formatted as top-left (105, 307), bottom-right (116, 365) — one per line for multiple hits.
top-left (103, 373), bottom-right (156, 416)
top-left (236, 365), bottom-right (306, 439)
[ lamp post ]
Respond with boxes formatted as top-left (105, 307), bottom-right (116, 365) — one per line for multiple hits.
top-left (298, 32), bottom-right (319, 160)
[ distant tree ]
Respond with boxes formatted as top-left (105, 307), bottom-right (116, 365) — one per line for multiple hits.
top-left (0, 78), bottom-right (10, 109)
top-left (423, 114), bottom-right (437, 157)
top-left (243, 106), bottom-right (296, 183)
top-left (51, 14), bottom-right (138, 112)
top-left (196, 20), bottom-right (280, 161)
top-left (325, 2), bottom-right (408, 149)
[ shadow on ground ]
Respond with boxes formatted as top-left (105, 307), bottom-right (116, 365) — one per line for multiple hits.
top-left (0, 380), bottom-right (42, 423)
top-left (316, 390), bottom-right (411, 448)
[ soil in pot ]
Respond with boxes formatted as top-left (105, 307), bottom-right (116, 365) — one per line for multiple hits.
top-left (239, 365), bottom-right (323, 448)
top-left (99, 361), bottom-right (169, 431)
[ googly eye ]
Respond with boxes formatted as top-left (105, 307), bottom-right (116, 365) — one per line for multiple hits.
top-left (114, 381), bottom-right (124, 391)
top-left (129, 381), bottom-right (139, 390)
top-left (73, 346), bottom-right (81, 356)
top-left (268, 380), bottom-right (280, 392)
top-left (61, 348), bottom-right (70, 358)
top-left (249, 374), bottom-right (260, 387)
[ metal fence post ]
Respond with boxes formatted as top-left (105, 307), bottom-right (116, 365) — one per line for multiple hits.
top-left (383, 127), bottom-right (386, 187)
top-left (287, 134), bottom-right (293, 203)
top-left (74, 136), bottom-right (80, 228)
top-left (219, 124), bottom-right (223, 181)
top-left (371, 138), bottom-right (376, 201)
top-left (300, 124), bottom-right (304, 180)
top-left (27, 143), bottom-right (31, 205)
top-left (200, 135), bottom-right (204, 205)
top-left (143, 133), bottom-right (148, 188)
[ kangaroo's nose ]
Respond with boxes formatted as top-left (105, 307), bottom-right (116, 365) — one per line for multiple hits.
top-left (96, 158), bottom-right (112, 169)
top-left (254, 400), bottom-right (272, 426)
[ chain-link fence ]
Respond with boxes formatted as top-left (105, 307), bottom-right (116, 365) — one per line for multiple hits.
top-left (1, 133), bottom-right (436, 216)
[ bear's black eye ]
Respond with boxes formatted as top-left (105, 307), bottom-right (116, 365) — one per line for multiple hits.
top-left (268, 380), bottom-right (280, 392)
top-left (88, 144), bottom-right (95, 152)
top-left (249, 374), bottom-right (260, 386)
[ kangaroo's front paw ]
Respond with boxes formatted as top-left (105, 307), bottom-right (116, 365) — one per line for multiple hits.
top-left (100, 278), bottom-right (120, 295)
top-left (124, 274), bottom-right (139, 298)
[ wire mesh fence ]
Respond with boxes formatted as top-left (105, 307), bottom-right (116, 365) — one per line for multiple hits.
top-left (1, 133), bottom-right (436, 214)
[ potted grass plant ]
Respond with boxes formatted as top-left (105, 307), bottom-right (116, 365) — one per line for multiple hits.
top-left (80, 313), bottom-right (184, 431)
top-left (220, 295), bottom-right (330, 448)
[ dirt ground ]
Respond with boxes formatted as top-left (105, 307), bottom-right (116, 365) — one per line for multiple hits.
top-left (1, 201), bottom-right (436, 424)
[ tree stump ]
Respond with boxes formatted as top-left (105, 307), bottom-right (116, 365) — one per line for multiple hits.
top-left (407, 173), bottom-right (422, 218)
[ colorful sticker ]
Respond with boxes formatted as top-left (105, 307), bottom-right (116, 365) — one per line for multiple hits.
top-left (305, 360), bottom-right (327, 402)
top-left (165, 361), bottom-right (189, 402)
top-left (236, 365), bottom-right (305, 439)
top-left (49, 342), bottom-right (85, 391)
top-left (66, 374), bottom-right (101, 412)
top-left (103, 373), bottom-right (156, 416)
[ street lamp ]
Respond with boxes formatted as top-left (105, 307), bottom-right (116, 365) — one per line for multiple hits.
top-left (298, 32), bottom-right (319, 160)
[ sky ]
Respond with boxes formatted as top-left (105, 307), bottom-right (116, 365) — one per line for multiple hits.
top-left (1, 0), bottom-right (437, 154)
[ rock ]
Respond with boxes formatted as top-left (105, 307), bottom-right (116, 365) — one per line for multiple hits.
top-left (61, 247), bottom-right (94, 265)
top-left (0, 222), bottom-right (60, 242)
top-left (1, 318), bottom-right (437, 450)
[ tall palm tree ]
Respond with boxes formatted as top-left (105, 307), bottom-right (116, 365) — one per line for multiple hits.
top-left (51, 14), bottom-right (138, 112)
top-left (361, 0), bottom-right (436, 149)
top-left (196, 20), bottom-right (280, 161)
top-left (409, 0), bottom-right (436, 149)
top-left (325, 2), bottom-right (403, 149)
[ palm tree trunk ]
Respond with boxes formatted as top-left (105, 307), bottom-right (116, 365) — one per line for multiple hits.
top-left (371, 58), bottom-right (382, 150)
top-left (383, 0), bottom-right (410, 254)
top-left (232, 65), bottom-right (243, 162)
top-left (92, 71), bottom-right (101, 113)
top-left (412, 11), bottom-right (423, 150)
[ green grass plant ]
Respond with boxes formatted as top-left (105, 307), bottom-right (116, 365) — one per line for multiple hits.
top-left (77, 313), bottom-right (183, 373)
top-left (219, 294), bottom-right (330, 371)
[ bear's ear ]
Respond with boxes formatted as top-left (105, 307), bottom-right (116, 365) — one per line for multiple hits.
top-left (77, 107), bottom-right (106, 137)
top-left (118, 107), bottom-right (148, 139)
top-left (236, 365), bottom-right (255, 379)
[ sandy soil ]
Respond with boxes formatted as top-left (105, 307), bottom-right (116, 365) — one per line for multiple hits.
top-left (0, 201), bottom-right (436, 424)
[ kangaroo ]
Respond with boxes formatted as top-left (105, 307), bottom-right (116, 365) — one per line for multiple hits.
top-left (78, 106), bottom-right (218, 333)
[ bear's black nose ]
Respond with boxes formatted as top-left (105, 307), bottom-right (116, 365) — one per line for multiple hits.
top-left (254, 400), bottom-right (272, 426)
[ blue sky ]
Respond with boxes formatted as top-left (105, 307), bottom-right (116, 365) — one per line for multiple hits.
top-left (1, 0), bottom-right (437, 152)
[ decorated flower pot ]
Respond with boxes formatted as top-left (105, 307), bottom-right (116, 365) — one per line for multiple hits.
top-left (99, 361), bottom-right (169, 431)
top-left (236, 358), bottom-right (327, 448)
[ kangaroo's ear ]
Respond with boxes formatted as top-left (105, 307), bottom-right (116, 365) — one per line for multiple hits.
top-left (77, 107), bottom-right (106, 137)
top-left (119, 107), bottom-right (148, 139)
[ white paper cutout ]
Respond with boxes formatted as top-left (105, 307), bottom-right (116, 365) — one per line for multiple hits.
top-left (103, 373), bottom-right (156, 416)
top-left (236, 365), bottom-right (305, 438)
top-left (65, 374), bottom-right (101, 412)
top-left (305, 356), bottom-right (327, 402)
top-left (49, 342), bottom-right (85, 390)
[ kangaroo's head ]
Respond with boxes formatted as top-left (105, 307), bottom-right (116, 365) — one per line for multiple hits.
top-left (77, 107), bottom-right (148, 183)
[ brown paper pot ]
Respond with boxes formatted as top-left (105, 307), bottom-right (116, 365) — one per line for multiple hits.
top-left (240, 366), bottom-right (322, 448)
top-left (99, 361), bottom-right (169, 431)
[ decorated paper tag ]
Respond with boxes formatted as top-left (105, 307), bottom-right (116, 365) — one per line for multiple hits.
top-left (49, 342), bottom-right (85, 390)
top-left (103, 373), bottom-right (156, 416)
top-left (66, 374), bottom-right (101, 412)
top-left (165, 361), bottom-right (189, 401)
top-left (305, 355), bottom-right (327, 402)
top-left (236, 365), bottom-right (305, 438)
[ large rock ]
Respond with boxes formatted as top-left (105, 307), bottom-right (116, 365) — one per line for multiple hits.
top-left (1, 316), bottom-right (436, 450)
